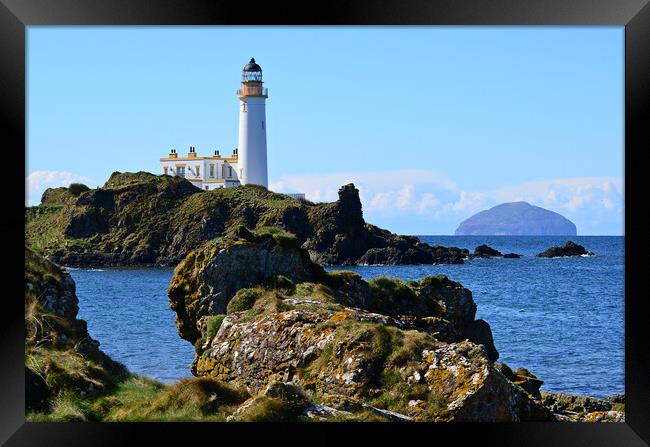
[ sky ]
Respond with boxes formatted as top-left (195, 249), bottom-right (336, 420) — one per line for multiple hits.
top-left (26, 26), bottom-right (624, 235)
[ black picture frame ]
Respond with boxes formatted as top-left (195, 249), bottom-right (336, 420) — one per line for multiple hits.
top-left (2, 0), bottom-right (648, 445)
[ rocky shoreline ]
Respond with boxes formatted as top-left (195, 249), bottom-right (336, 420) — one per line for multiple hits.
top-left (25, 242), bottom-right (622, 422)
top-left (26, 173), bottom-right (468, 268)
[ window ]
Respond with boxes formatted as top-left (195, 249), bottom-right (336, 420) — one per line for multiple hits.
top-left (205, 186), bottom-right (209, 190)
top-left (163, 167), bottom-right (168, 175)
top-left (177, 166), bottom-right (185, 177)
top-left (196, 166), bottom-right (200, 177)
top-left (228, 166), bottom-right (232, 178)
top-left (221, 165), bottom-right (225, 178)
top-left (210, 164), bottom-right (214, 178)
top-left (241, 103), bottom-right (247, 112)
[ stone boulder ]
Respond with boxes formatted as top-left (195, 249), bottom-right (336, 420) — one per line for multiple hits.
top-left (169, 233), bottom-right (498, 360)
top-left (495, 363), bottom-right (543, 399)
top-left (196, 304), bottom-right (548, 421)
top-left (540, 392), bottom-right (623, 422)
top-left (168, 229), bottom-right (326, 342)
top-left (472, 244), bottom-right (502, 258)
top-left (503, 253), bottom-right (522, 259)
top-left (166, 235), bottom-right (563, 421)
top-left (537, 241), bottom-right (594, 258)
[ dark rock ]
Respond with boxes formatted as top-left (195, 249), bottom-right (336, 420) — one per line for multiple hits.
top-left (466, 319), bottom-right (499, 362)
top-left (536, 241), bottom-right (594, 258)
top-left (495, 364), bottom-right (543, 400)
top-left (541, 392), bottom-right (611, 413)
top-left (472, 244), bottom-right (502, 258)
top-left (605, 394), bottom-right (625, 404)
top-left (503, 253), bottom-right (522, 258)
top-left (455, 202), bottom-right (577, 236)
top-left (26, 367), bottom-right (50, 412)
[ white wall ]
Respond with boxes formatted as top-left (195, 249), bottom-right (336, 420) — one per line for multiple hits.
top-left (238, 96), bottom-right (268, 187)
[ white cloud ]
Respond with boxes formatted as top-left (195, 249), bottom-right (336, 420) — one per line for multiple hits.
top-left (418, 193), bottom-right (441, 213)
top-left (490, 177), bottom-right (623, 214)
top-left (397, 184), bottom-right (413, 209)
top-left (269, 170), bottom-right (623, 234)
top-left (26, 170), bottom-right (96, 206)
top-left (269, 169), bottom-right (458, 205)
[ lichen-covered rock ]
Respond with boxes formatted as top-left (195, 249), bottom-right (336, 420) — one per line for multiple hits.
top-left (537, 241), bottom-right (594, 258)
top-left (170, 236), bottom-right (552, 421)
top-left (168, 230), bottom-right (326, 342)
top-left (169, 234), bottom-right (498, 364)
top-left (165, 233), bottom-right (625, 422)
top-left (540, 391), bottom-right (623, 422)
top-left (197, 305), bottom-right (548, 421)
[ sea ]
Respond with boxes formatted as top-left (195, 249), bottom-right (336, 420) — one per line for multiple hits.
top-left (70, 235), bottom-right (624, 398)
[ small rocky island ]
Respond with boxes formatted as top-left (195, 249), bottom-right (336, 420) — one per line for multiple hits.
top-left (455, 201), bottom-right (577, 236)
top-left (26, 172), bottom-right (467, 267)
top-left (537, 241), bottom-right (595, 258)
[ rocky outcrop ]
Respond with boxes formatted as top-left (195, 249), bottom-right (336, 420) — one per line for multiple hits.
top-left (200, 310), bottom-right (545, 421)
top-left (168, 227), bottom-right (326, 342)
top-left (164, 235), bottom-right (582, 422)
top-left (541, 392), bottom-right (624, 422)
top-left (26, 173), bottom-right (466, 267)
top-left (169, 232), bottom-right (498, 357)
top-left (495, 363), bottom-right (544, 399)
top-left (25, 248), bottom-right (126, 412)
top-left (503, 253), bottom-right (522, 259)
top-left (536, 241), bottom-right (594, 258)
top-left (455, 201), bottom-right (577, 236)
top-left (472, 244), bottom-right (502, 258)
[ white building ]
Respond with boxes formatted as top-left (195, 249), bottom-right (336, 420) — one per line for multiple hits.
top-left (160, 58), bottom-right (269, 191)
top-left (159, 146), bottom-right (241, 190)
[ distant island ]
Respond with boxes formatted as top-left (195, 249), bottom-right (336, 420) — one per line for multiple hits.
top-left (455, 202), bottom-right (577, 236)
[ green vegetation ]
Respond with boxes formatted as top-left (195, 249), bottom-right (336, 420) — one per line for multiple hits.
top-left (27, 374), bottom-right (250, 422)
top-left (194, 337), bottom-right (206, 354)
top-left (270, 274), bottom-right (296, 295)
top-left (68, 183), bottom-right (90, 195)
top-left (368, 276), bottom-right (426, 316)
top-left (206, 314), bottom-right (226, 340)
top-left (226, 288), bottom-right (262, 314)
top-left (254, 226), bottom-right (301, 249)
top-left (25, 172), bottom-right (313, 263)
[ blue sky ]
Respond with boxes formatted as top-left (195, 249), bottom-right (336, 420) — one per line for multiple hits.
top-left (27, 26), bottom-right (624, 235)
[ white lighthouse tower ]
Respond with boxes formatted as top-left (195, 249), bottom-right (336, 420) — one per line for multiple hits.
top-left (237, 58), bottom-right (268, 188)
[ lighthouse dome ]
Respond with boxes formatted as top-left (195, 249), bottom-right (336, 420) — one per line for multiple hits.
top-left (243, 58), bottom-right (262, 72)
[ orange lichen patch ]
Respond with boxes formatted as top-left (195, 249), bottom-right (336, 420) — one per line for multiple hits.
top-left (328, 311), bottom-right (353, 324)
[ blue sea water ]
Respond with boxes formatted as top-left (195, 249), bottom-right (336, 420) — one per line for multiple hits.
top-left (71, 236), bottom-right (624, 398)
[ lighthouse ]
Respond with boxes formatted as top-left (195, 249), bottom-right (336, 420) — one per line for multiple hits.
top-left (237, 58), bottom-right (268, 188)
